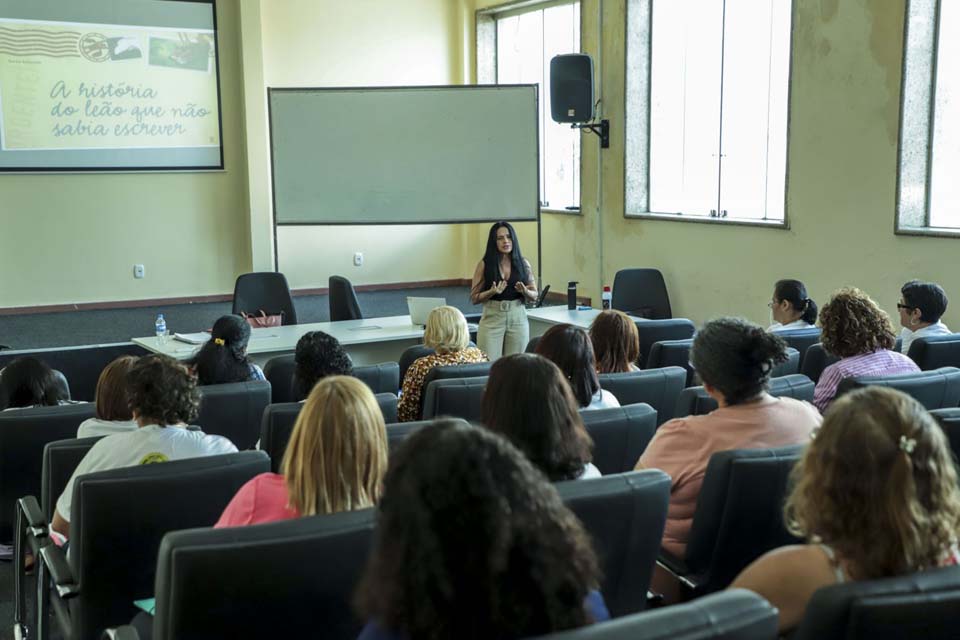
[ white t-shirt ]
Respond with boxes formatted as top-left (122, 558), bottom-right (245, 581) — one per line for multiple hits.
top-left (578, 462), bottom-right (602, 480)
top-left (768, 320), bottom-right (816, 332)
top-left (76, 417), bottom-right (138, 438)
top-left (900, 321), bottom-right (952, 355)
top-left (582, 389), bottom-right (621, 412)
top-left (56, 424), bottom-right (237, 522)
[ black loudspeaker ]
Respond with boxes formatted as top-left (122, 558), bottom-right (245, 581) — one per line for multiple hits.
top-left (550, 54), bottom-right (594, 123)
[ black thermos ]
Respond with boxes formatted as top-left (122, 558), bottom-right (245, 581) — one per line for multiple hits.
top-left (567, 281), bottom-right (578, 310)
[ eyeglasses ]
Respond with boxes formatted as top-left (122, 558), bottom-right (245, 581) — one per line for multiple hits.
top-left (896, 303), bottom-right (915, 311)
top-left (767, 300), bottom-right (778, 308)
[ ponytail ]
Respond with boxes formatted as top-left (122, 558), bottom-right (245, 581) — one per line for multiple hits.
top-left (801, 298), bottom-right (819, 325)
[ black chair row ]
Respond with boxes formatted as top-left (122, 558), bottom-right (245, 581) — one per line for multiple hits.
top-left (646, 339), bottom-right (800, 386)
top-left (262, 354), bottom-right (401, 403)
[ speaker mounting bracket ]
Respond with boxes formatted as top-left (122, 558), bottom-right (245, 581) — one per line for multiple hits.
top-left (572, 119), bottom-right (609, 149)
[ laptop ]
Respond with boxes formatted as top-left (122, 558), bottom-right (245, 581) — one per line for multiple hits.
top-left (407, 297), bottom-right (446, 326)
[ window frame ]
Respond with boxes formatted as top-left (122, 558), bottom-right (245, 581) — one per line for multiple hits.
top-left (476, 0), bottom-right (583, 216)
top-left (622, 0), bottom-right (796, 230)
top-left (896, 0), bottom-right (960, 238)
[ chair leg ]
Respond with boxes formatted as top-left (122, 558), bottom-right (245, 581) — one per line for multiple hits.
top-left (36, 559), bottom-right (49, 640)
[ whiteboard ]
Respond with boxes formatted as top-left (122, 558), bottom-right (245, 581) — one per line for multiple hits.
top-left (268, 85), bottom-right (539, 225)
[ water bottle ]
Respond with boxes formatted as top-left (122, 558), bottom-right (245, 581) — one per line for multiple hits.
top-left (567, 281), bottom-right (578, 310)
top-left (155, 313), bottom-right (168, 345)
top-left (602, 286), bottom-right (612, 310)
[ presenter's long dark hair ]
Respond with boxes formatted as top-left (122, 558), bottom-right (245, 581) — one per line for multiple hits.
top-left (189, 315), bottom-right (256, 386)
top-left (482, 221), bottom-right (529, 289)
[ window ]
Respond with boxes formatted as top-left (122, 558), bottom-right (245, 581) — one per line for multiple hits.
top-left (626, 0), bottom-right (792, 224)
top-left (899, 0), bottom-right (960, 233)
top-left (477, 1), bottom-right (581, 212)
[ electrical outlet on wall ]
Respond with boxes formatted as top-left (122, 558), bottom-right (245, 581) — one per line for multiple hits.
top-left (133, 264), bottom-right (145, 279)
top-left (353, 252), bottom-right (363, 267)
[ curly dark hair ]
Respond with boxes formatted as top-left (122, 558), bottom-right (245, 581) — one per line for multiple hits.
top-left (126, 354), bottom-right (200, 426)
top-left (189, 315), bottom-right (255, 386)
top-left (482, 353), bottom-right (594, 481)
top-left (0, 357), bottom-right (68, 409)
top-left (690, 317), bottom-right (788, 406)
top-left (355, 420), bottom-right (601, 640)
top-left (294, 331), bottom-right (353, 401)
top-left (819, 288), bottom-right (896, 358)
top-left (535, 324), bottom-right (600, 407)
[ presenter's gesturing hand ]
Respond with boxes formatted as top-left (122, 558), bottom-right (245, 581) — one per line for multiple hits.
top-left (490, 280), bottom-right (508, 296)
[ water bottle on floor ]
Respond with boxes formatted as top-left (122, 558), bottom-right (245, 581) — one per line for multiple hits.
top-left (155, 313), bottom-right (168, 345)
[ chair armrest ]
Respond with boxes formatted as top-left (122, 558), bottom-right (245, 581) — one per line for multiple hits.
top-left (18, 496), bottom-right (47, 538)
top-left (102, 626), bottom-right (141, 640)
top-left (39, 544), bottom-right (80, 599)
top-left (657, 550), bottom-right (700, 591)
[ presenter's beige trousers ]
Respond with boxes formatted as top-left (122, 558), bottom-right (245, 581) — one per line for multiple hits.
top-left (478, 299), bottom-right (529, 361)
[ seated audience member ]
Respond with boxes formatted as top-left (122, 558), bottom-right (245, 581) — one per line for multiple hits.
top-left (813, 288), bottom-right (919, 412)
top-left (536, 323), bottom-right (620, 410)
top-left (768, 279), bottom-right (818, 331)
top-left (189, 314), bottom-right (265, 385)
top-left (589, 309), bottom-right (641, 373)
top-left (216, 376), bottom-right (387, 527)
top-left (77, 355), bottom-right (139, 437)
top-left (397, 306), bottom-right (487, 422)
top-left (898, 280), bottom-right (951, 355)
top-left (355, 420), bottom-right (608, 640)
top-left (732, 387), bottom-right (960, 633)
top-left (294, 330), bottom-right (353, 400)
top-left (51, 354), bottom-right (237, 539)
top-left (637, 318), bottom-right (821, 557)
top-left (482, 353), bottom-right (599, 481)
top-left (0, 356), bottom-right (71, 410)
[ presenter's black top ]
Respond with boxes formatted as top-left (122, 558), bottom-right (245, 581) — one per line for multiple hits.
top-left (491, 265), bottom-right (523, 301)
top-left (471, 258), bottom-right (535, 304)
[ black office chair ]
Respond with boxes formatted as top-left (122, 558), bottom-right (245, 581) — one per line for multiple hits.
top-left (353, 362), bottom-right (401, 395)
top-left (836, 366), bottom-right (960, 410)
top-left (658, 445), bottom-right (805, 595)
top-left (580, 404), bottom-right (657, 474)
top-left (398, 345), bottom-right (433, 386)
top-left (772, 327), bottom-right (821, 370)
top-left (422, 375), bottom-right (487, 421)
top-left (557, 470), bottom-right (670, 616)
top-left (263, 354), bottom-right (298, 403)
top-left (770, 347), bottom-right (801, 378)
top-left (800, 343), bottom-right (840, 383)
top-left (598, 367), bottom-right (687, 426)
top-left (531, 589), bottom-right (778, 640)
top-left (646, 339), bottom-right (696, 386)
top-left (232, 272), bottom-right (298, 325)
top-left (674, 374), bottom-right (816, 417)
top-left (637, 319), bottom-right (696, 368)
top-left (792, 565), bottom-right (960, 640)
top-left (419, 362), bottom-right (492, 414)
top-left (18, 451), bottom-right (270, 640)
top-left (41, 436), bottom-right (103, 522)
top-left (329, 275), bottom-right (363, 321)
top-left (385, 419), bottom-right (472, 453)
top-left (0, 403), bottom-right (95, 542)
top-left (612, 269), bottom-right (672, 320)
top-left (907, 333), bottom-right (960, 370)
top-left (931, 408), bottom-right (960, 464)
top-left (197, 380), bottom-right (272, 450)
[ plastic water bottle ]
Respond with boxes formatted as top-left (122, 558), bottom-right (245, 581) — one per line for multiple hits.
top-left (602, 286), bottom-right (612, 310)
top-left (155, 313), bottom-right (168, 345)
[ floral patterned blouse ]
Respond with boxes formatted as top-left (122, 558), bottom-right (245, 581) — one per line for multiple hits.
top-left (397, 347), bottom-right (488, 422)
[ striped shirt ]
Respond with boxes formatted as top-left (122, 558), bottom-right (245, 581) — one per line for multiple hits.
top-left (813, 349), bottom-right (920, 412)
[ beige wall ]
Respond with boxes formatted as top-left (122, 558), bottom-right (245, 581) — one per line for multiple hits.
top-left (0, 1), bottom-right (250, 308)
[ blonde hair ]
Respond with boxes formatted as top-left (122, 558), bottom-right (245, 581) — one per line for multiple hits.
top-left (281, 375), bottom-right (388, 516)
top-left (423, 306), bottom-right (470, 355)
top-left (785, 386), bottom-right (960, 580)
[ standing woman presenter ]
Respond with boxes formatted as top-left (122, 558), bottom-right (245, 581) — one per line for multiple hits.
top-left (471, 221), bottom-right (538, 359)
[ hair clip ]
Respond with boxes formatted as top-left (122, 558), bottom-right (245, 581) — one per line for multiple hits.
top-left (899, 435), bottom-right (917, 454)
top-left (214, 338), bottom-right (225, 346)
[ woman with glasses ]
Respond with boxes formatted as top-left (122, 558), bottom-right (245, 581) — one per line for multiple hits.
top-left (897, 280), bottom-right (950, 355)
top-left (767, 279), bottom-right (818, 332)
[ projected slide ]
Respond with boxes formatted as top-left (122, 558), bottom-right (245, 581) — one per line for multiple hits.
top-left (0, 1), bottom-right (222, 171)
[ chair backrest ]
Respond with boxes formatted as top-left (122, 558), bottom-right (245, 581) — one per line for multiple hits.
top-left (684, 445), bottom-right (805, 593)
top-left (771, 348), bottom-right (801, 378)
top-left (908, 334), bottom-right (960, 370)
top-left (41, 436), bottom-right (103, 521)
top-left (636, 319), bottom-right (696, 368)
top-left (263, 354), bottom-right (297, 403)
top-left (534, 589), bottom-right (778, 640)
top-left (792, 565), bottom-right (960, 640)
top-left (420, 362), bottom-right (493, 413)
top-left (0, 342), bottom-right (148, 402)
top-left (353, 362), bottom-right (401, 395)
top-left (329, 275), bottom-right (363, 321)
top-left (645, 339), bottom-right (695, 386)
top-left (556, 470), bottom-right (671, 616)
top-left (836, 366), bottom-right (960, 410)
top-left (197, 380), bottom-right (272, 450)
top-left (152, 508), bottom-right (375, 640)
top-left (772, 328), bottom-right (821, 370)
top-left (260, 395), bottom-right (397, 472)
top-left (68, 451), bottom-right (271, 640)
top-left (611, 269), bottom-right (672, 320)
top-left (580, 404), bottom-right (657, 474)
top-left (422, 376), bottom-right (487, 421)
top-left (931, 408), bottom-right (960, 464)
top-left (800, 343), bottom-right (840, 383)
top-left (398, 344), bottom-right (433, 386)
top-left (675, 374), bottom-right (816, 418)
top-left (0, 402), bottom-right (95, 541)
top-left (231, 272), bottom-right (298, 325)
top-left (598, 367), bottom-right (686, 426)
